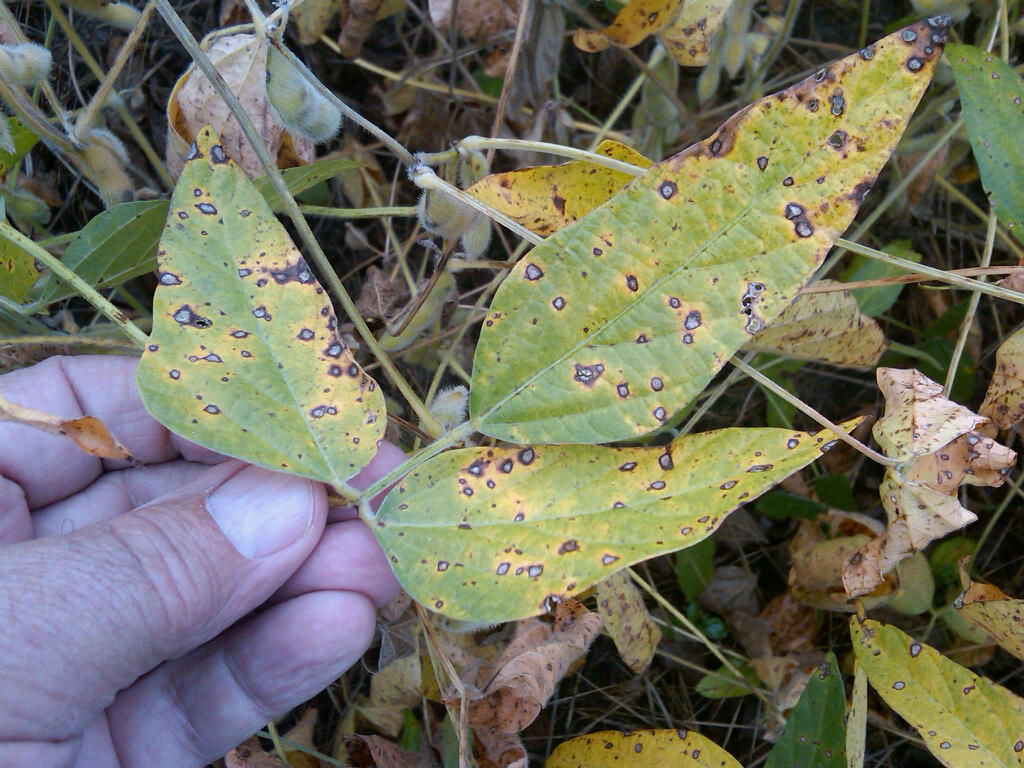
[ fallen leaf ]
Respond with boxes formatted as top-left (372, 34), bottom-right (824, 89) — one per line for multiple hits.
top-left (659, 0), bottom-right (733, 66)
top-left (281, 708), bottom-right (323, 768)
top-left (851, 617), bottom-right (1024, 767)
top-left (445, 598), bottom-right (602, 733)
top-left (955, 562), bottom-right (1024, 662)
top-left (472, 727), bottom-right (526, 768)
top-left (428, 0), bottom-right (519, 42)
top-left (979, 327), bottom-right (1024, 430)
top-left (545, 727), bottom-right (742, 767)
top-left (573, 0), bottom-right (686, 52)
top-left (165, 30), bottom-right (313, 180)
top-left (0, 392), bottom-right (133, 460)
top-left (744, 280), bottom-right (887, 367)
top-left (342, 734), bottom-right (433, 768)
top-left (595, 570), bottom-right (662, 674)
top-left (338, 0), bottom-right (385, 57)
top-left (358, 654), bottom-right (422, 737)
top-left (291, 0), bottom-right (343, 45)
top-left (224, 738), bottom-right (287, 767)
top-left (465, 140), bottom-right (652, 238)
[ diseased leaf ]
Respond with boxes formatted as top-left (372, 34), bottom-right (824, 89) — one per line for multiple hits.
top-left (545, 727), bottom-right (742, 767)
top-left (696, 662), bottom-right (760, 698)
top-left (846, 660), bottom-right (867, 768)
top-left (955, 565), bottom-right (1024, 662)
top-left (851, 617), bottom-right (1024, 767)
top-left (595, 570), bottom-right (662, 674)
top-left (356, 654), bottom-right (422, 737)
top-left (0, 392), bottom-right (132, 460)
top-left (573, 0), bottom-right (686, 52)
top-left (659, 0), bottom-right (733, 66)
top-left (471, 19), bottom-right (949, 445)
top-left (0, 227), bottom-right (38, 303)
top-left (0, 116), bottom-right (40, 175)
top-left (744, 280), bottom-right (887, 367)
top-left (38, 201), bottom-right (168, 305)
top-left (979, 327), bottom-right (1024, 431)
top-left (948, 44), bottom-right (1024, 235)
top-left (375, 422), bottom-right (854, 621)
top-left (466, 140), bottom-right (652, 238)
top-left (765, 653), bottom-right (846, 768)
top-left (136, 128), bottom-right (384, 486)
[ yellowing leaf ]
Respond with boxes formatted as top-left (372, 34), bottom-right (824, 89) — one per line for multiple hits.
top-left (851, 617), bottom-right (1024, 767)
top-left (165, 30), bottom-right (313, 180)
top-left (471, 19), bottom-right (949, 445)
top-left (136, 128), bottom-right (385, 486)
top-left (743, 280), bottom-right (887, 367)
top-left (0, 392), bottom-right (133, 460)
top-left (466, 140), bottom-right (652, 238)
top-left (545, 728), bottom-right (742, 768)
top-left (595, 570), bottom-right (661, 674)
top-left (979, 327), bottom-right (1024, 431)
top-left (955, 568), bottom-right (1024, 662)
top-left (872, 368), bottom-right (987, 459)
top-left (844, 370), bottom-right (1016, 598)
top-left (573, 0), bottom-right (685, 52)
top-left (357, 654), bottom-right (422, 737)
top-left (375, 422), bottom-right (853, 621)
top-left (846, 660), bottom-right (867, 768)
top-left (659, 0), bottom-right (733, 66)
top-left (446, 599), bottom-right (602, 733)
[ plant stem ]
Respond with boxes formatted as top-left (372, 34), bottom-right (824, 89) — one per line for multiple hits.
top-left (730, 356), bottom-right (898, 467)
top-left (456, 135), bottom-right (649, 176)
top-left (945, 212), bottom-right (996, 397)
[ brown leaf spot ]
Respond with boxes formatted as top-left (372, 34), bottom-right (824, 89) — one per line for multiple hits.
top-left (573, 362), bottom-right (604, 387)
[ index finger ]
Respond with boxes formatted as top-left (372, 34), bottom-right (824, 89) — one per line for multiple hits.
top-left (0, 355), bottom-right (221, 509)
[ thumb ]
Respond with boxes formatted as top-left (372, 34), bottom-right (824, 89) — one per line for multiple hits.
top-left (0, 461), bottom-right (325, 743)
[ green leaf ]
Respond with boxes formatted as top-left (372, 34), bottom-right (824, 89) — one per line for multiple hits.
top-left (839, 239), bottom-right (922, 317)
top-left (948, 44), bottom-right (1024, 235)
top-left (0, 116), bottom-right (40, 175)
top-left (0, 227), bottom-right (38, 303)
top-left (252, 155), bottom-right (360, 211)
top-left (470, 19), bottom-right (948, 444)
top-left (814, 474), bottom-right (856, 510)
top-left (851, 617), bottom-right (1024, 767)
top-left (755, 490), bottom-right (827, 520)
top-left (374, 422), bottom-right (853, 621)
top-left (765, 652), bottom-right (846, 768)
top-left (38, 201), bottom-right (169, 304)
top-left (675, 536), bottom-right (714, 601)
top-left (696, 662), bottom-right (760, 698)
top-left (136, 128), bottom-right (385, 486)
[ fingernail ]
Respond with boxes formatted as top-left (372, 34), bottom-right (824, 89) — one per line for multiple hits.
top-left (207, 466), bottom-right (315, 558)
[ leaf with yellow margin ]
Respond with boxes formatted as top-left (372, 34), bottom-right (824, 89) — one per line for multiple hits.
top-left (471, 18), bottom-right (950, 445)
top-left (595, 570), bottom-right (661, 674)
top-left (955, 562), bottom-right (1024, 662)
top-left (980, 327), bottom-right (1024, 431)
top-left (374, 422), bottom-right (854, 621)
top-left (851, 617), bottom-right (1024, 767)
top-left (136, 128), bottom-right (385, 486)
top-left (545, 728), bottom-right (742, 768)
top-left (465, 140), bottom-right (652, 238)
top-left (659, 0), bottom-right (733, 66)
top-left (573, 0), bottom-right (686, 52)
top-left (743, 280), bottom-right (887, 367)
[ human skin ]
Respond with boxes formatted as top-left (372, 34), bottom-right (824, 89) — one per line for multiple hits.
top-left (0, 355), bottom-right (404, 768)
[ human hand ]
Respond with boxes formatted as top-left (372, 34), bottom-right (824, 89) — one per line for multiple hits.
top-left (0, 355), bottom-right (404, 768)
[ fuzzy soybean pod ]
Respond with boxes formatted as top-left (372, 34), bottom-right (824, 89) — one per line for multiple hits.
top-left (265, 44), bottom-right (341, 144)
top-left (0, 42), bottom-right (52, 87)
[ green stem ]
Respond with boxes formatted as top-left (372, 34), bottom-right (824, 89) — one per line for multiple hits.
top-left (298, 204), bottom-right (416, 219)
top-left (153, 0), bottom-right (444, 439)
top-left (834, 237), bottom-right (1024, 306)
top-left (0, 222), bottom-right (148, 347)
top-left (944, 212), bottom-right (996, 397)
top-left (457, 135), bottom-right (648, 177)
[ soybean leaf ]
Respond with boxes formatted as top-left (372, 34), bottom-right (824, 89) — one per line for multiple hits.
top-left (374, 422), bottom-right (854, 621)
top-left (851, 617), bottom-right (1024, 767)
top-left (948, 44), bottom-right (1024, 234)
top-left (839, 238), bottom-right (922, 317)
top-left (0, 116), bottom-right (40, 175)
top-left (546, 728), bottom-right (742, 768)
top-left (765, 652), bottom-right (846, 768)
top-left (38, 201), bottom-right (168, 305)
top-left (136, 128), bottom-right (384, 486)
top-left (0, 226), bottom-right (38, 303)
top-left (253, 154), bottom-right (361, 211)
top-left (471, 18), bottom-right (949, 445)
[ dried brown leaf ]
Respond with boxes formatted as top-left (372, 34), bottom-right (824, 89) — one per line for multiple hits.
top-left (358, 653), bottom-right (422, 737)
top-left (342, 734), bottom-right (435, 768)
top-left (338, 0), bottom-right (385, 57)
top-left (224, 738), bottom-right (287, 768)
top-left (0, 392), bottom-right (132, 459)
top-left (979, 327), bottom-right (1024, 431)
top-left (595, 570), bottom-right (661, 674)
top-left (428, 0), bottom-right (519, 42)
